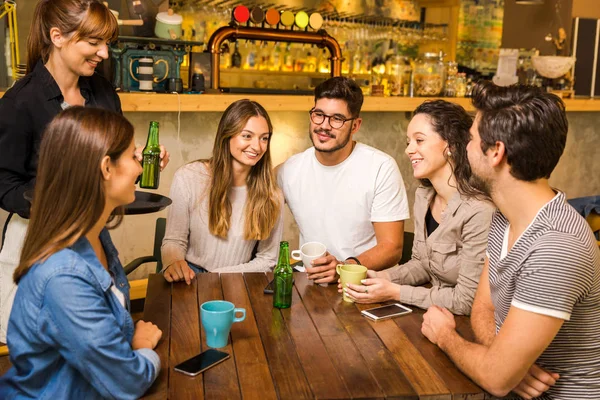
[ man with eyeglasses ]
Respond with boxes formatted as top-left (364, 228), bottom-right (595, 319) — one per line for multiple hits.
top-left (277, 77), bottom-right (410, 284)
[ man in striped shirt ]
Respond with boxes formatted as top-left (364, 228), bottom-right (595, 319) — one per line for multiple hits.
top-left (421, 82), bottom-right (600, 399)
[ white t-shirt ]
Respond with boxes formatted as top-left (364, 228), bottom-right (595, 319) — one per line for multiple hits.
top-left (277, 143), bottom-right (410, 261)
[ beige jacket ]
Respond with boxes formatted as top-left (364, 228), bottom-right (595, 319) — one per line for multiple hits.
top-left (387, 186), bottom-right (495, 315)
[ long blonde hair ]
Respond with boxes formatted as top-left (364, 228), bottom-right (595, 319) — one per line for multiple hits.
top-left (27, 0), bottom-right (118, 74)
top-left (14, 107), bottom-right (133, 283)
top-left (206, 99), bottom-right (280, 240)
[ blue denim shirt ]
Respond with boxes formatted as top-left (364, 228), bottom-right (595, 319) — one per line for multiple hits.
top-left (0, 229), bottom-right (160, 399)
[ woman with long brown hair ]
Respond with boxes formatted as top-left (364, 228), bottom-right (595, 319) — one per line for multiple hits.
top-left (162, 99), bottom-right (283, 283)
top-left (0, 0), bottom-right (169, 340)
top-left (0, 107), bottom-right (162, 398)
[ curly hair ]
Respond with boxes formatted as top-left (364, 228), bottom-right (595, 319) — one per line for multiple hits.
top-left (413, 100), bottom-right (481, 197)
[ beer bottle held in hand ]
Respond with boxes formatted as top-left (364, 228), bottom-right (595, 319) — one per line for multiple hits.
top-left (273, 241), bottom-right (293, 309)
top-left (140, 121), bottom-right (161, 189)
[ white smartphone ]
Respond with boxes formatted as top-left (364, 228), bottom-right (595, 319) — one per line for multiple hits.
top-left (174, 349), bottom-right (230, 376)
top-left (361, 303), bottom-right (412, 321)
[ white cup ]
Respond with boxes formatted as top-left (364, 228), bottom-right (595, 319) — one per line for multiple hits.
top-left (291, 241), bottom-right (327, 270)
top-left (291, 242), bottom-right (328, 287)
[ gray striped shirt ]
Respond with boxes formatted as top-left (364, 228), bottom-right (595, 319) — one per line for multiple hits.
top-left (487, 191), bottom-right (600, 399)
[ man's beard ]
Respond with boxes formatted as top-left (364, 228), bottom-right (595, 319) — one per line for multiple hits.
top-left (469, 172), bottom-right (493, 200)
top-left (309, 127), bottom-right (351, 153)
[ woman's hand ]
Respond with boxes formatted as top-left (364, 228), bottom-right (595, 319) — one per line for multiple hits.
top-left (163, 260), bottom-right (195, 285)
top-left (339, 270), bottom-right (400, 303)
top-left (132, 320), bottom-right (162, 350)
top-left (135, 145), bottom-right (171, 170)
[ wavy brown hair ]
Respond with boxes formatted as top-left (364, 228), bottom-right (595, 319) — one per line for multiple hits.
top-left (27, 0), bottom-right (118, 74)
top-left (14, 107), bottom-right (134, 284)
top-left (413, 100), bottom-right (483, 197)
top-left (204, 99), bottom-right (280, 240)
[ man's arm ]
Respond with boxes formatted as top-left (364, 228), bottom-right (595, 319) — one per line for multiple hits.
top-left (470, 258), bottom-right (496, 346)
top-left (355, 220), bottom-right (404, 270)
top-left (422, 305), bottom-right (564, 397)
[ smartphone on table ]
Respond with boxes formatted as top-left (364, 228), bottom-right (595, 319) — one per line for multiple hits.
top-left (361, 303), bottom-right (412, 321)
top-left (174, 349), bottom-right (230, 376)
top-left (264, 277), bottom-right (296, 294)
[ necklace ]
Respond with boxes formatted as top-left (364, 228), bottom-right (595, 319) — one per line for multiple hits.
top-left (436, 195), bottom-right (448, 217)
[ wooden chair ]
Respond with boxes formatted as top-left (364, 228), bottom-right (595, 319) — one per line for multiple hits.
top-left (124, 218), bottom-right (166, 301)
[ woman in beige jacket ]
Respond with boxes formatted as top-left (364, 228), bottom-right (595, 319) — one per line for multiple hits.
top-left (342, 100), bottom-right (495, 315)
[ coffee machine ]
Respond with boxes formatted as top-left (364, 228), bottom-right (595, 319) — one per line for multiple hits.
top-left (110, 37), bottom-right (186, 92)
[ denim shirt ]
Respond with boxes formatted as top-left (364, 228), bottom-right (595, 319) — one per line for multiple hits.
top-left (0, 229), bottom-right (160, 399)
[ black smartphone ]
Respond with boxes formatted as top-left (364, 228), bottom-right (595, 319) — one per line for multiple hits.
top-left (361, 303), bottom-right (412, 321)
top-left (264, 278), bottom-right (295, 294)
top-left (173, 349), bottom-right (230, 376)
top-left (264, 279), bottom-right (275, 294)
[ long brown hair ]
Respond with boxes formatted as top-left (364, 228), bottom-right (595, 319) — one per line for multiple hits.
top-left (14, 107), bottom-right (134, 284)
top-left (27, 0), bottom-right (118, 74)
top-left (205, 99), bottom-right (280, 240)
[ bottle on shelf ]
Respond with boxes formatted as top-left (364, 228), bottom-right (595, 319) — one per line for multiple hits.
top-left (351, 46), bottom-right (362, 75)
top-left (243, 41), bottom-right (257, 70)
top-left (140, 121), bottom-right (161, 190)
top-left (304, 51), bottom-right (317, 73)
top-left (294, 45), bottom-right (307, 72)
top-left (231, 41), bottom-right (242, 69)
top-left (258, 42), bottom-right (271, 71)
top-left (282, 43), bottom-right (294, 72)
top-left (269, 42), bottom-right (283, 72)
top-left (318, 49), bottom-right (330, 74)
top-left (455, 72), bottom-right (467, 97)
top-left (220, 42), bottom-right (231, 69)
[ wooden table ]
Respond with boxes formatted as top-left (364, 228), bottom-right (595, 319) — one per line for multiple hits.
top-left (141, 272), bottom-right (487, 399)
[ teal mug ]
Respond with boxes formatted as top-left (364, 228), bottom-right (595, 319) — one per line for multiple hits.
top-left (200, 300), bottom-right (246, 348)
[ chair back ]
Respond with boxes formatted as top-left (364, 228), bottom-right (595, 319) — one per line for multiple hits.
top-left (153, 218), bottom-right (166, 272)
top-left (400, 231), bottom-right (414, 265)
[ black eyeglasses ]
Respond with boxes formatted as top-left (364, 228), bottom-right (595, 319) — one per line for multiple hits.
top-left (309, 109), bottom-right (357, 129)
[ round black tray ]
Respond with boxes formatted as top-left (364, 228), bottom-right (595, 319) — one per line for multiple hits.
top-left (24, 190), bottom-right (171, 215)
top-left (124, 191), bottom-right (172, 215)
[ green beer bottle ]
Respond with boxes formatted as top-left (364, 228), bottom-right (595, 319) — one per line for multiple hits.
top-left (273, 241), bottom-right (293, 309)
top-left (140, 121), bottom-right (161, 189)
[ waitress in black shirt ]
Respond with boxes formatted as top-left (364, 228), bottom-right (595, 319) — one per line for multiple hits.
top-left (0, 0), bottom-right (169, 341)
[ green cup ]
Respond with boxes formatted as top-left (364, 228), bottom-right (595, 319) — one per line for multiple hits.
top-left (336, 264), bottom-right (368, 303)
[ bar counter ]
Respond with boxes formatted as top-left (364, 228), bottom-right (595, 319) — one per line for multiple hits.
top-left (1, 91), bottom-right (600, 112)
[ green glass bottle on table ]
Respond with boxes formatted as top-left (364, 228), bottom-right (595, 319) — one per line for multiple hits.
top-left (273, 241), bottom-right (293, 309)
top-left (140, 121), bottom-right (161, 189)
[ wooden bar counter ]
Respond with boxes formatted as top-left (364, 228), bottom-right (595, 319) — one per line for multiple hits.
top-left (1, 91), bottom-right (599, 112)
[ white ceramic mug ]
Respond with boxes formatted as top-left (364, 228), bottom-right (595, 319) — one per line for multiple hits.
top-left (291, 241), bottom-right (326, 271)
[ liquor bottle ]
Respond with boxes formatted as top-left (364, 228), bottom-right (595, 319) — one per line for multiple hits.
top-left (258, 42), bottom-right (270, 71)
top-left (140, 121), bottom-right (161, 189)
top-left (220, 42), bottom-right (231, 69)
top-left (304, 51), bottom-right (317, 73)
top-left (231, 41), bottom-right (242, 69)
top-left (269, 42), bottom-right (282, 72)
top-left (318, 49), bottom-right (330, 74)
top-left (243, 41), bottom-right (257, 70)
top-left (282, 43), bottom-right (294, 72)
top-left (273, 241), bottom-right (293, 309)
top-left (351, 46), bottom-right (361, 75)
